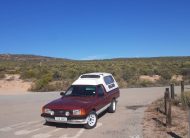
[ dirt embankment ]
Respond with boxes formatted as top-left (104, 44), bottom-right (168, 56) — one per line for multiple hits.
top-left (143, 99), bottom-right (188, 138)
top-left (139, 75), bottom-right (183, 83)
top-left (0, 74), bottom-right (32, 95)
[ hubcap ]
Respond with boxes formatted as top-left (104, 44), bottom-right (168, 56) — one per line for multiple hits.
top-left (113, 101), bottom-right (116, 111)
top-left (87, 114), bottom-right (96, 127)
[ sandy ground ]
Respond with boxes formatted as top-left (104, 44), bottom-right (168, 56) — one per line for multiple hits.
top-left (0, 74), bottom-right (32, 95)
top-left (139, 75), bottom-right (183, 82)
top-left (139, 75), bottom-right (161, 82)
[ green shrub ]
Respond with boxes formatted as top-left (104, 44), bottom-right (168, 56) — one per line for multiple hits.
top-left (30, 73), bottom-right (53, 91)
top-left (52, 70), bottom-right (62, 80)
top-left (123, 67), bottom-right (139, 81)
top-left (156, 77), bottom-right (170, 86)
top-left (20, 69), bottom-right (38, 79)
top-left (0, 73), bottom-right (5, 79)
top-left (139, 80), bottom-right (154, 87)
top-left (182, 61), bottom-right (190, 68)
top-left (181, 91), bottom-right (190, 107)
top-left (158, 69), bottom-right (172, 80)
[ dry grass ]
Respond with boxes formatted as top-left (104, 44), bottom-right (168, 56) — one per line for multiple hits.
top-left (143, 98), bottom-right (189, 138)
top-left (139, 75), bottom-right (161, 82)
top-left (171, 75), bottom-right (183, 82)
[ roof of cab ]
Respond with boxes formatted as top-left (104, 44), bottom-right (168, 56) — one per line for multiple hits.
top-left (81, 72), bottom-right (111, 76)
top-left (72, 72), bottom-right (111, 86)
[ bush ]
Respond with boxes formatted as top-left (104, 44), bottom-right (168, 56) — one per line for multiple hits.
top-left (123, 67), bottom-right (138, 81)
top-left (30, 73), bottom-right (53, 91)
top-left (139, 80), bottom-right (154, 87)
top-left (181, 91), bottom-right (190, 108)
top-left (158, 69), bottom-right (172, 80)
top-left (52, 70), bottom-right (62, 80)
top-left (156, 77), bottom-right (170, 86)
top-left (20, 69), bottom-right (36, 79)
top-left (0, 73), bottom-right (5, 79)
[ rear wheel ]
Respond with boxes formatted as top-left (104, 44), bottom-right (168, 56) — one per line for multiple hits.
top-left (84, 111), bottom-right (97, 129)
top-left (108, 99), bottom-right (116, 113)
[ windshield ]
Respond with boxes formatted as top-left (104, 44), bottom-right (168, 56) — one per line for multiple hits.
top-left (65, 85), bottom-right (96, 97)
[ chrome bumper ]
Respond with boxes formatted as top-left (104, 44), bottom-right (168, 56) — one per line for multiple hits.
top-left (44, 117), bottom-right (88, 124)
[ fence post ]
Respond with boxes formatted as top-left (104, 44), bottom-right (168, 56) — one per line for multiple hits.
top-left (181, 81), bottom-right (185, 108)
top-left (164, 88), bottom-right (172, 127)
top-left (170, 83), bottom-right (175, 99)
top-left (181, 81), bottom-right (184, 97)
top-left (166, 96), bottom-right (172, 127)
top-left (164, 88), bottom-right (170, 114)
top-left (189, 108), bottom-right (190, 138)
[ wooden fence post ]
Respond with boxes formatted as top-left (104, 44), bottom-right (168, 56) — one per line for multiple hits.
top-left (170, 83), bottom-right (175, 99)
top-left (164, 88), bottom-right (172, 127)
top-left (188, 108), bottom-right (190, 138)
top-left (166, 96), bottom-right (172, 127)
top-left (181, 81), bottom-right (184, 97)
top-left (164, 88), bottom-right (170, 114)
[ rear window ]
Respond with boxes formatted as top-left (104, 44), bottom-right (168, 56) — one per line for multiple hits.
top-left (81, 75), bottom-right (100, 78)
top-left (104, 76), bottom-right (115, 85)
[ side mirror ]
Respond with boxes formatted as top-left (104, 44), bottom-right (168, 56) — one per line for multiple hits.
top-left (60, 92), bottom-right (65, 96)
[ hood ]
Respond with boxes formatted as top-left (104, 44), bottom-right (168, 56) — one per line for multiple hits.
top-left (45, 96), bottom-right (95, 110)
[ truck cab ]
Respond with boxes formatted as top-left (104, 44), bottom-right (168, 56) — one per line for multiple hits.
top-left (41, 72), bottom-right (120, 129)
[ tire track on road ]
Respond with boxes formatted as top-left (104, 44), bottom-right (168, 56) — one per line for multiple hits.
top-left (0, 120), bottom-right (42, 132)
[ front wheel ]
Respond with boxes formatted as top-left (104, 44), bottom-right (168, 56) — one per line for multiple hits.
top-left (108, 99), bottom-right (116, 113)
top-left (84, 111), bottom-right (97, 129)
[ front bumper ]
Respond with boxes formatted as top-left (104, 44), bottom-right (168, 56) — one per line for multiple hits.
top-left (44, 117), bottom-right (88, 124)
top-left (41, 113), bottom-right (88, 124)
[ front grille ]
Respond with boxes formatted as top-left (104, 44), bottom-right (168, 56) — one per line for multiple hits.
top-left (52, 109), bottom-right (71, 116)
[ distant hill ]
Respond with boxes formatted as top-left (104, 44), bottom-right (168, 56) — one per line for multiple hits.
top-left (0, 54), bottom-right (67, 62)
top-left (0, 53), bottom-right (190, 62)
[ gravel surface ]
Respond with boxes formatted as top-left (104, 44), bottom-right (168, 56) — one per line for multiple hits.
top-left (0, 86), bottom-right (182, 138)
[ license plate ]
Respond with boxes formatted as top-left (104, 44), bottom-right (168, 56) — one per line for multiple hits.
top-left (55, 117), bottom-right (67, 122)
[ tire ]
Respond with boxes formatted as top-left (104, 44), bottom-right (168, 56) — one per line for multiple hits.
top-left (108, 99), bottom-right (116, 113)
top-left (84, 111), bottom-right (97, 129)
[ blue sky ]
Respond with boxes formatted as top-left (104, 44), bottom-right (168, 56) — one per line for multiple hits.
top-left (0, 0), bottom-right (190, 60)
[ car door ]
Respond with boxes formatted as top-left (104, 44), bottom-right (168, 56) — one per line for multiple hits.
top-left (96, 85), bottom-right (107, 114)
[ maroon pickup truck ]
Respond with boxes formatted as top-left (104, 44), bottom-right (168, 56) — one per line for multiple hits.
top-left (41, 73), bottom-right (120, 129)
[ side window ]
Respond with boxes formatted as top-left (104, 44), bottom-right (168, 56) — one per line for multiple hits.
top-left (104, 76), bottom-right (115, 85)
top-left (97, 85), bottom-right (104, 97)
top-left (109, 76), bottom-right (115, 83)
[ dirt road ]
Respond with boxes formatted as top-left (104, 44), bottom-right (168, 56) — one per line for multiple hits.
top-left (0, 87), bottom-right (181, 138)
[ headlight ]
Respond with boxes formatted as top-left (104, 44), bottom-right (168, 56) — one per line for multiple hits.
top-left (65, 111), bottom-right (70, 116)
top-left (44, 108), bottom-right (54, 116)
top-left (73, 109), bottom-right (86, 116)
top-left (73, 110), bottom-right (81, 115)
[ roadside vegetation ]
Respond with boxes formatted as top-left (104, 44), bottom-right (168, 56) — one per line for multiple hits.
top-left (143, 90), bottom-right (190, 138)
top-left (0, 73), bottom-right (5, 79)
top-left (0, 54), bottom-right (190, 91)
